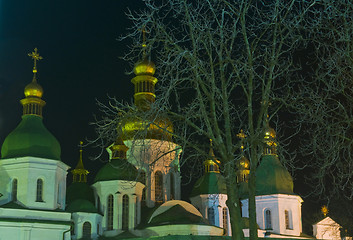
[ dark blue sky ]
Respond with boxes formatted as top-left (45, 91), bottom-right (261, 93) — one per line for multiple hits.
top-left (0, 1), bottom-right (144, 179)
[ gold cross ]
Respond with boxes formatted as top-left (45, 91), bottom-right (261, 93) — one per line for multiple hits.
top-left (28, 48), bottom-right (43, 74)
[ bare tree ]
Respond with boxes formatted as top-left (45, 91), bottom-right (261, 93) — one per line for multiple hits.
top-left (292, 0), bottom-right (353, 203)
top-left (91, 0), bottom-right (320, 239)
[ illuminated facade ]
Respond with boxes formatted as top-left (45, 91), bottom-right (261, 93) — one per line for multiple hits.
top-left (0, 49), bottom-right (336, 240)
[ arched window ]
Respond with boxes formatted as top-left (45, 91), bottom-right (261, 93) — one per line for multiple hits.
top-left (265, 209), bottom-right (272, 230)
top-left (12, 179), bottom-right (17, 201)
top-left (82, 222), bottom-right (91, 238)
top-left (107, 195), bottom-right (114, 230)
top-left (285, 210), bottom-right (292, 229)
top-left (223, 207), bottom-right (228, 234)
top-left (141, 187), bottom-right (146, 206)
top-left (122, 195), bottom-right (129, 230)
top-left (208, 207), bottom-right (215, 225)
top-left (170, 172), bottom-right (175, 200)
top-left (155, 171), bottom-right (163, 203)
top-left (36, 179), bottom-right (43, 202)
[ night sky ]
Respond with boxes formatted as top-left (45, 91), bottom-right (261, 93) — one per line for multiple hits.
top-left (0, 1), bottom-right (145, 181)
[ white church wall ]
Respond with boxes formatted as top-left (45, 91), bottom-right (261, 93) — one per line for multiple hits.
top-left (0, 157), bottom-right (69, 210)
top-left (71, 212), bottom-right (102, 240)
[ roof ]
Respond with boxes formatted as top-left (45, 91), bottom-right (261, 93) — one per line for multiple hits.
top-left (255, 155), bottom-right (294, 196)
top-left (66, 199), bottom-right (98, 214)
top-left (1, 115), bottom-right (61, 160)
top-left (66, 182), bottom-right (95, 205)
top-left (148, 200), bottom-right (208, 226)
top-left (190, 172), bottom-right (227, 197)
top-left (94, 158), bottom-right (138, 183)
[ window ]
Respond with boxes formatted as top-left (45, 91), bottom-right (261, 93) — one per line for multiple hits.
top-left (208, 207), bottom-right (215, 225)
top-left (82, 222), bottom-right (91, 238)
top-left (36, 179), bottom-right (43, 202)
top-left (12, 179), bottom-right (17, 201)
top-left (155, 171), bottom-right (163, 203)
top-left (285, 210), bottom-right (292, 229)
top-left (265, 209), bottom-right (272, 230)
top-left (223, 207), bottom-right (228, 234)
top-left (170, 172), bottom-right (175, 200)
top-left (122, 195), bottom-right (129, 230)
top-left (107, 195), bottom-right (114, 230)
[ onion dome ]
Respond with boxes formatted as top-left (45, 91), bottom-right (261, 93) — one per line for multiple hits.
top-left (94, 138), bottom-right (138, 183)
top-left (134, 59), bottom-right (156, 76)
top-left (24, 80), bottom-right (43, 98)
top-left (1, 115), bottom-right (61, 160)
top-left (255, 154), bottom-right (294, 196)
top-left (148, 200), bottom-right (208, 226)
top-left (71, 141), bottom-right (89, 183)
top-left (1, 48), bottom-right (61, 160)
top-left (120, 113), bottom-right (174, 141)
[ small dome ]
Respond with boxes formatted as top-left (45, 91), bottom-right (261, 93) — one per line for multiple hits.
top-left (190, 172), bottom-right (227, 197)
top-left (237, 156), bottom-right (250, 169)
top-left (24, 80), bottom-right (43, 98)
top-left (133, 59), bottom-right (156, 76)
top-left (148, 200), bottom-right (207, 226)
top-left (94, 158), bottom-right (138, 183)
top-left (1, 115), bottom-right (61, 160)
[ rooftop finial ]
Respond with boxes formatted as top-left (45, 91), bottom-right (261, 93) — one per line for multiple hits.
top-left (321, 205), bottom-right (329, 217)
top-left (28, 48), bottom-right (43, 81)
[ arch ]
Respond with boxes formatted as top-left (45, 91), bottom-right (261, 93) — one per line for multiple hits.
top-left (223, 207), bottom-right (228, 234)
top-left (107, 194), bottom-right (114, 230)
top-left (265, 209), bottom-right (272, 230)
top-left (82, 221), bottom-right (91, 238)
top-left (36, 179), bottom-right (43, 202)
top-left (155, 171), bottom-right (163, 203)
top-left (12, 179), bottom-right (17, 201)
top-left (122, 194), bottom-right (129, 230)
top-left (208, 207), bottom-right (215, 225)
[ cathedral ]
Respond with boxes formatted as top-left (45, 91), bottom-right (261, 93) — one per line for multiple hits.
top-left (0, 49), bottom-right (340, 240)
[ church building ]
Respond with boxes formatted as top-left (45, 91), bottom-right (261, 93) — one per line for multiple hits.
top-left (0, 48), bottom-right (336, 240)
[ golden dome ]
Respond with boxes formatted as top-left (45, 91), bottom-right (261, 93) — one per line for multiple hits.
top-left (24, 80), bottom-right (43, 98)
top-left (134, 59), bottom-right (156, 76)
top-left (120, 114), bottom-right (173, 141)
top-left (237, 156), bottom-right (250, 170)
top-left (265, 126), bottom-right (276, 139)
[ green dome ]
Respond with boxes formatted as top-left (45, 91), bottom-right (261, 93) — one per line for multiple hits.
top-left (66, 182), bottom-right (95, 205)
top-left (255, 154), bottom-right (294, 196)
top-left (1, 115), bottom-right (61, 160)
top-left (94, 158), bottom-right (138, 183)
top-left (66, 199), bottom-right (98, 213)
top-left (190, 172), bottom-right (227, 198)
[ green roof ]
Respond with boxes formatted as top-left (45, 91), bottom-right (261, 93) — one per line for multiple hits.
top-left (255, 154), bottom-right (293, 196)
top-left (148, 203), bottom-right (209, 226)
top-left (66, 199), bottom-right (98, 213)
top-left (1, 115), bottom-right (61, 160)
top-left (190, 172), bottom-right (227, 197)
top-left (94, 158), bottom-right (138, 183)
top-left (66, 182), bottom-right (95, 205)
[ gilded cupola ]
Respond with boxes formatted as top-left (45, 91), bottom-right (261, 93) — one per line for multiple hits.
top-left (71, 141), bottom-right (89, 183)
